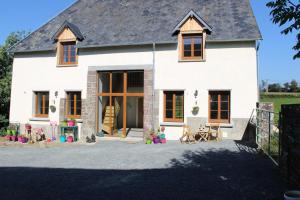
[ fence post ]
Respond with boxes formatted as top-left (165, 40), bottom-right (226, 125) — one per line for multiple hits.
top-left (268, 112), bottom-right (271, 155)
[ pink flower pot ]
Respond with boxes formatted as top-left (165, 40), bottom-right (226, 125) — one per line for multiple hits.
top-left (67, 121), bottom-right (75, 127)
top-left (67, 136), bottom-right (74, 143)
top-left (160, 138), bottom-right (167, 144)
top-left (18, 136), bottom-right (22, 143)
top-left (11, 136), bottom-right (16, 142)
top-left (21, 137), bottom-right (28, 143)
top-left (5, 135), bottom-right (10, 141)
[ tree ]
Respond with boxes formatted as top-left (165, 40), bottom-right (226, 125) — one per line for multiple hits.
top-left (290, 79), bottom-right (299, 92)
top-left (268, 83), bottom-right (282, 92)
top-left (0, 31), bottom-right (29, 128)
top-left (283, 82), bottom-right (291, 92)
top-left (266, 0), bottom-right (300, 59)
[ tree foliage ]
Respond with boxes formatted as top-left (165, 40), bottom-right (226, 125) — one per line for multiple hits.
top-left (266, 0), bottom-right (300, 59)
top-left (0, 31), bottom-right (29, 128)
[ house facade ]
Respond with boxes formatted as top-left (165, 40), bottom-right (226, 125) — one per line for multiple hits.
top-left (9, 0), bottom-right (261, 140)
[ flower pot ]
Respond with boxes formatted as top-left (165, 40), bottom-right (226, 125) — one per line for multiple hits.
top-left (18, 136), bottom-right (22, 143)
top-left (5, 135), bottom-right (10, 141)
top-left (67, 121), bottom-right (75, 127)
top-left (67, 136), bottom-right (73, 143)
top-left (11, 136), bottom-right (16, 142)
top-left (159, 134), bottom-right (166, 139)
top-left (153, 138), bottom-right (160, 144)
top-left (61, 122), bottom-right (67, 127)
top-left (52, 136), bottom-right (56, 141)
top-left (146, 139), bottom-right (152, 144)
top-left (284, 191), bottom-right (300, 200)
top-left (21, 137), bottom-right (28, 143)
top-left (160, 138), bottom-right (167, 144)
top-left (60, 135), bottom-right (66, 143)
top-left (25, 124), bottom-right (31, 130)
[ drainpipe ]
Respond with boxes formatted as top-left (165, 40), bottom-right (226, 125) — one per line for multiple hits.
top-left (256, 41), bottom-right (260, 102)
top-left (152, 42), bottom-right (156, 131)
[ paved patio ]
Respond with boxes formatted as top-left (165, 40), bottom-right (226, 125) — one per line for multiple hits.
top-left (0, 140), bottom-right (283, 200)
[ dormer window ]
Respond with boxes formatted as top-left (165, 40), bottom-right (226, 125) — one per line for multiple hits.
top-left (182, 34), bottom-right (203, 60)
top-left (52, 21), bottom-right (84, 66)
top-left (60, 41), bottom-right (77, 65)
top-left (173, 10), bottom-right (212, 62)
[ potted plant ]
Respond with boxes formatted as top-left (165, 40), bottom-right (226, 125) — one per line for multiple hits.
top-left (25, 123), bottom-right (32, 130)
top-left (11, 130), bottom-right (17, 142)
top-left (60, 119), bottom-right (68, 127)
top-left (21, 135), bottom-right (28, 143)
top-left (67, 118), bottom-right (76, 127)
top-left (60, 135), bottom-right (66, 143)
top-left (67, 135), bottom-right (74, 143)
top-left (18, 135), bottom-right (23, 142)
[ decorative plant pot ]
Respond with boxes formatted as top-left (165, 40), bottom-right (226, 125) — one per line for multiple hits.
top-left (67, 136), bottom-right (74, 143)
top-left (21, 137), bottom-right (28, 143)
top-left (160, 138), bottom-right (167, 144)
top-left (153, 138), bottom-right (160, 144)
top-left (284, 191), bottom-right (300, 200)
top-left (61, 122), bottom-right (67, 127)
top-left (5, 135), bottom-right (10, 141)
top-left (146, 139), bottom-right (152, 144)
top-left (52, 136), bottom-right (56, 141)
top-left (67, 121), bottom-right (75, 127)
top-left (159, 134), bottom-right (166, 139)
top-left (18, 136), bottom-right (22, 143)
top-left (25, 124), bottom-right (32, 130)
top-left (60, 135), bottom-right (66, 143)
top-left (11, 136), bottom-right (17, 142)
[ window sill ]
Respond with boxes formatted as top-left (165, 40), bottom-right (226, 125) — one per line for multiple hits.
top-left (206, 123), bottom-right (233, 128)
top-left (57, 64), bottom-right (78, 67)
top-left (178, 59), bottom-right (206, 63)
top-left (29, 117), bottom-right (50, 122)
top-left (160, 122), bottom-right (185, 127)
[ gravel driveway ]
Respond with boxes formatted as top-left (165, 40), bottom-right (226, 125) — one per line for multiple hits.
top-left (0, 140), bottom-right (283, 200)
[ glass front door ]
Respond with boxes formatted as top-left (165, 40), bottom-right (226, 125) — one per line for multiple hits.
top-left (97, 71), bottom-right (144, 137)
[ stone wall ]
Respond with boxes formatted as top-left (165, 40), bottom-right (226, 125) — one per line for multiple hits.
top-left (81, 71), bottom-right (97, 139)
top-left (144, 69), bottom-right (154, 131)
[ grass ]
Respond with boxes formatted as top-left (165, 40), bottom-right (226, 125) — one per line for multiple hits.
top-left (260, 92), bottom-right (300, 113)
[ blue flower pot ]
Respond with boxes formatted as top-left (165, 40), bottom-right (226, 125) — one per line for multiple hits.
top-left (60, 135), bottom-right (66, 143)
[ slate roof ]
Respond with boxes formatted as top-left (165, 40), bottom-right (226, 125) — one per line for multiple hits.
top-left (11, 0), bottom-right (262, 53)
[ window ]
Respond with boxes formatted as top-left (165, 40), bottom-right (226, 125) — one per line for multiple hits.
top-left (182, 35), bottom-right (203, 60)
top-left (66, 92), bottom-right (82, 118)
top-left (163, 91), bottom-right (184, 122)
top-left (59, 41), bottom-right (77, 65)
top-left (209, 91), bottom-right (230, 123)
top-left (34, 92), bottom-right (49, 118)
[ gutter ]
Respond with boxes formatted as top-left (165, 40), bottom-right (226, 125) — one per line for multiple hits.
top-left (256, 41), bottom-right (260, 102)
top-left (152, 42), bottom-right (156, 130)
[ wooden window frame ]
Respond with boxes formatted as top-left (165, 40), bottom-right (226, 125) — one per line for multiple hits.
top-left (208, 91), bottom-right (231, 124)
top-left (66, 91), bottom-right (82, 119)
top-left (34, 92), bottom-right (49, 118)
top-left (163, 91), bottom-right (184, 123)
top-left (58, 41), bottom-right (78, 66)
top-left (181, 34), bottom-right (204, 61)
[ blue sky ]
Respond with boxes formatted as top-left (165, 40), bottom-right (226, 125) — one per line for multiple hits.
top-left (0, 0), bottom-right (299, 84)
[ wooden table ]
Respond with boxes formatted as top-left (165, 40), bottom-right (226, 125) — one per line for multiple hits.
top-left (206, 123), bottom-right (221, 141)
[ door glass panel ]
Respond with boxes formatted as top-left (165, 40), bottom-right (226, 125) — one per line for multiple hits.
top-left (127, 71), bottom-right (144, 93)
top-left (112, 72), bottom-right (124, 93)
top-left (99, 72), bottom-right (110, 93)
top-left (100, 96), bottom-right (111, 135)
top-left (112, 96), bottom-right (123, 135)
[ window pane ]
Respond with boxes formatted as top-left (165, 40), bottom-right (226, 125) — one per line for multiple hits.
top-left (221, 102), bottom-right (228, 111)
top-left (211, 102), bottom-right (218, 110)
top-left (99, 72), bottom-right (110, 93)
top-left (127, 71), bottom-right (144, 93)
top-left (210, 94), bottom-right (218, 101)
top-left (45, 94), bottom-right (49, 115)
top-left (166, 110), bottom-right (173, 118)
top-left (35, 92), bottom-right (49, 116)
top-left (184, 51), bottom-right (192, 57)
top-left (221, 94), bottom-right (229, 101)
top-left (221, 111), bottom-right (229, 120)
top-left (112, 72), bottom-right (124, 93)
top-left (194, 50), bottom-right (202, 57)
top-left (210, 111), bottom-right (218, 119)
top-left (165, 93), bottom-right (173, 118)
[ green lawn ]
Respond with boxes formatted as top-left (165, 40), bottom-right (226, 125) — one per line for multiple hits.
top-left (260, 92), bottom-right (300, 113)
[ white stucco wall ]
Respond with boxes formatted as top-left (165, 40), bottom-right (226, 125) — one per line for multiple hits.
top-left (10, 41), bottom-right (257, 140)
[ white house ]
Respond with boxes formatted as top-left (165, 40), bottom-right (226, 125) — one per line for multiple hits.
top-left (9, 0), bottom-right (262, 140)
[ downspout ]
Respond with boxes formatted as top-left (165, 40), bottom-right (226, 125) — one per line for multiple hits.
top-left (152, 43), bottom-right (156, 131)
top-left (256, 41), bottom-right (260, 102)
